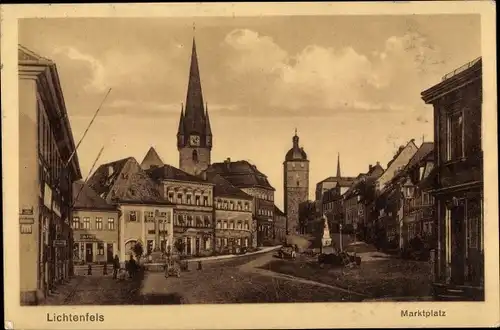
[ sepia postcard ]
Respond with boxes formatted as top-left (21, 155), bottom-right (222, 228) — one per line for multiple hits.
top-left (1, 2), bottom-right (499, 329)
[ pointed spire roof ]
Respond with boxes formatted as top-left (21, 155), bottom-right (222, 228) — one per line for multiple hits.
top-left (336, 153), bottom-right (341, 178)
top-left (177, 104), bottom-right (185, 136)
top-left (205, 102), bottom-right (212, 136)
top-left (184, 36), bottom-right (205, 134)
top-left (140, 147), bottom-right (164, 170)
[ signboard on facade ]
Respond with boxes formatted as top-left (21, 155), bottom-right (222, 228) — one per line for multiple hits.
top-left (44, 184), bottom-right (53, 208)
top-left (20, 206), bottom-right (34, 216)
top-left (53, 240), bottom-right (67, 247)
top-left (19, 217), bottom-right (35, 224)
top-left (80, 234), bottom-right (96, 240)
top-left (20, 224), bottom-right (32, 234)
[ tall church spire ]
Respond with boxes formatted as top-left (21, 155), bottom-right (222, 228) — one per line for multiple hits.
top-left (184, 35), bottom-right (205, 133)
top-left (336, 153), bottom-right (341, 178)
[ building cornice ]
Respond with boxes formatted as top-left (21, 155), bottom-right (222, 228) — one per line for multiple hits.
top-left (421, 60), bottom-right (482, 104)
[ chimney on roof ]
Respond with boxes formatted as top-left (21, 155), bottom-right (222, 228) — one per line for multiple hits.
top-left (376, 161), bottom-right (380, 166)
top-left (225, 157), bottom-right (231, 163)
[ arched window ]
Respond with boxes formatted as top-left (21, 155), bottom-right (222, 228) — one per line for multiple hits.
top-left (192, 150), bottom-right (198, 162)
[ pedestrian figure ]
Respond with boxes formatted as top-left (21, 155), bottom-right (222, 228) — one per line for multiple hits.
top-left (103, 262), bottom-right (108, 275)
top-left (87, 264), bottom-right (92, 275)
top-left (112, 255), bottom-right (120, 279)
top-left (128, 255), bottom-right (136, 279)
top-left (197, 260), bottom-right (202, 270)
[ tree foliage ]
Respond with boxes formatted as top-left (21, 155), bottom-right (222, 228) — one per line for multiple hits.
top-left (132, 241), bottom-right (144, 259)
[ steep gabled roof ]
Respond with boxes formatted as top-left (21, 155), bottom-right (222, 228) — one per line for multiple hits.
top-left (73, 180), bottom-right (117, 211)
top-left (406, 142), bottom-right (434, 170)
top-left (317, 176), bottom-right (356, 187)
top-left (206, 173), bottom-right (253, 200)
top-left (140, 147), bottom-right (164, 170)
top-left (87, 157), bottom-right (168, 205)
top-left (390, 142), bottom-right (434, 183)
top-left (147, 163), bottom-right (208, 184)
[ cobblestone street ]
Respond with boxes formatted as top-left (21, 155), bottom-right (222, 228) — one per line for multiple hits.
top-left (137, 252), bottom-right (364, 304)
top-left (49, 251), bottom-right (367, 305)
top-left (42, 274), bottom-right (143, 305)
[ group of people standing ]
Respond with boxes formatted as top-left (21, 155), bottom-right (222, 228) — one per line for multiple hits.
top-left (103, 254), bottom-right (139, 280)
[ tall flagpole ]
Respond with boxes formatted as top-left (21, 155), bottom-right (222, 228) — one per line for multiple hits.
top-left (65, 88), bottom-right (112, 168)
top-left (72, 146), bottom-right (105, 208)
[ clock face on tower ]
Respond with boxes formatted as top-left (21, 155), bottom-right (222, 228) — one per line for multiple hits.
top-left (190, 135), bottom-right (200, 146)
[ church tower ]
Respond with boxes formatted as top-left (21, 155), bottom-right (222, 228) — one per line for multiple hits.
top-left (177, 36), bottom-right (212, 176)
top-left (283, 129), bottom-right (309, 234)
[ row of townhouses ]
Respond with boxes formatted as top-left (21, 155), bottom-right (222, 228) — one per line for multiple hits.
top-left (18, 38), bottom-right (291, 305)
top-left (308, 57), bottom-right (484, 301)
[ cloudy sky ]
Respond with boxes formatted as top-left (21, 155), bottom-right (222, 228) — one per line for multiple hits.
top-left (19, 15), bottom-right (480, 209)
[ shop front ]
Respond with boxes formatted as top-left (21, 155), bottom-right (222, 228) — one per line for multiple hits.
top-left (73, 233), bottom-right (118, 265)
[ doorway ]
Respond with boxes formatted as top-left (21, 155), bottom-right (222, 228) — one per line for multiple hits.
top-left (451, 203), bottom-right (465, 285)
top-left (106, 243), bottom-right (114, 263)
top-left (85, 243), bottom-right (93, 263)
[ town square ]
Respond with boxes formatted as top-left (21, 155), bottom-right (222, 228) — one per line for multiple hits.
top-left (15, 14), bottom-right (485, 306)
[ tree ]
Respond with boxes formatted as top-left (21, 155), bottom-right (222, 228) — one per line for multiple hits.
top-left (298, 200), bottom-right (319, 234)
top-left (132, 241), bottom-right (144, 260)
top-left (174, 239), bottom-right (186, 256)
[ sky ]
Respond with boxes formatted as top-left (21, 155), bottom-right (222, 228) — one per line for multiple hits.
top-left (19, 15), bottom-right (481, 210)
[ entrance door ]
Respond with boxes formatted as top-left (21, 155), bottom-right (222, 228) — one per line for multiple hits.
top-left (451, 204), bottom-right (465, 285)
top-left (85, 243), bottom-right (93, 263)
top-left (106, 243), bottom-right (114, 262)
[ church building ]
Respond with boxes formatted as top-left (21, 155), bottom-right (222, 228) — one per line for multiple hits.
top-left (176, 37), bottom-right (213, 176)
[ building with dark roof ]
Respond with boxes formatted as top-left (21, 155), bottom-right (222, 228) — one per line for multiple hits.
top-left (18, 45), bottom-right (82, 305)
top-left (87, 157), bottom-right (174, 261)
top-left (421, 57), bottom-right (483, 301)
top-left (370, 142), bottom-right (435, 250)
top-left (375, 139), bottom-right (419, 192)
top-left (343, 163), bottom-right (384, 238)
top-left (283, 129), bottom-right (309, 235)
top-left (204, 158), bottom-right (276, 245)
top-left (315, 154), bottom-right (356, 201)
top-left (71, 181), bottom-right (120, 265)
top-left (145, 161), bottom-right (216, 257)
